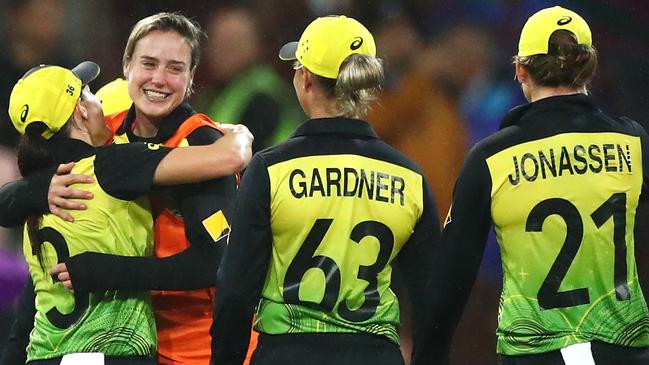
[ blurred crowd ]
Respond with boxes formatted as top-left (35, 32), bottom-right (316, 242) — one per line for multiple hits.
top-left (0, 0), bottom-right (647, 363)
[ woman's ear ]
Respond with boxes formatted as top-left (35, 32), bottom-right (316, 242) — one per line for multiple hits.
top-left (515, 62), bottom-right (527, 84)
top-left (77, 99), bottom-right (89, 120)
top-left (302, 68), bottom-right (313, 90)
top-left (122, 60), bottom-right (130, 80)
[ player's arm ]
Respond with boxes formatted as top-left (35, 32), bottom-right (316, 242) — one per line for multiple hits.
top-left (0, 123), bottom-right (251, 227)
top-left (411, 148), bottom-right (492, 365)
top-left (58, 126), bottom-right (237, 291)
top-left (0, 277), bottom-right (35, 365)
top-left (153, 123), bottom-right (252, 185)
top-left (395, 176), bottom-right (440, 361)
top-left (639, 123), bottom-right (649, 197)
top-left (0, 168), bottom-right (53, 227)
top-left (211, 154), bottom-right (272, 365)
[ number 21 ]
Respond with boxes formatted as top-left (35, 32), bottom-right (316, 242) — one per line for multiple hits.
top-left (527, 193), bottom-right (629, 310)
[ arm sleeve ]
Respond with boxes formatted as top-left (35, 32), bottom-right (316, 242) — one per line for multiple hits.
top-left (211, 154), bottom-right (272, 365)
top-left (396, 177), bottom-right (441, 357)
top-left (639, 124), bottom-right (649, 199)
top-left (411, 148), bottom-right (493, 365)
top-left (94, 142), bottom-right (173, 200)
top-left (66, 127), bottom-right (235, 291)
top-left (0, 167), bottom-right (54, 227)
top-left (0, 277), bottom-right (35, 365)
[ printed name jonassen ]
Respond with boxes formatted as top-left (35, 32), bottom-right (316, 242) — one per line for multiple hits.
top-left (507, 143), bottom-right (632, 185)
top-left (289, 167), bottom-right (406, 206)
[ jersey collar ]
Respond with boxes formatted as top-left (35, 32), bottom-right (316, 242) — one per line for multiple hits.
top-left (46, 138), bottom-right (96, 164)
top-left (291, 117), bottom-right (378, 139)
top-left (117, 102), bottom-right (196, 143)
top-left (500, 93), bottom-right (599, 130)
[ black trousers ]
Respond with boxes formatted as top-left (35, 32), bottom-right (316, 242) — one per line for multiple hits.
top-left (251, 333), bottom-right (405, 365)
top-left (498, 341), bottom-right (649, 365)
top-left (28, 355), bottom-right (156, 365)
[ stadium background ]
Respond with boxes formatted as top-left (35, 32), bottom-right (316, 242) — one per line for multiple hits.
top-left (0, 0), bottom-right (647, 363)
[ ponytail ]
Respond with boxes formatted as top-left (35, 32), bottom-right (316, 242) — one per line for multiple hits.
top-left (17, 123), bottom-right (60, 271)
top-left (312, 54), bottom-right (384, 118)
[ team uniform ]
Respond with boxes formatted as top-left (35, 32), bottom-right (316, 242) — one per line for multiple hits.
top-left (212, 117), bottom-right (440, 365)
top-left (23, 138), bottom-right (174, 364)
top-left (415, 94), bottom-right (649, 364)
top-left (0, 102), bottom-right (241, 365)
top-left (58, 102), bottom-right (237, 365)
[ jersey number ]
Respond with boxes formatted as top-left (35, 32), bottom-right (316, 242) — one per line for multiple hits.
top-left (526, 193), bottom-right (629, 309)
top-left (36, 227), bottom-right (89, 328)
top-left (283, 219), bottom-right (394, 322)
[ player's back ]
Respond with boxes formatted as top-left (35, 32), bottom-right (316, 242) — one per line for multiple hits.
top-left (477, 94), bottom-right (649, 354)
top-left (254, 117), bottom-right (429, 343)
top-left (25, 144), bottom-right (156, 361)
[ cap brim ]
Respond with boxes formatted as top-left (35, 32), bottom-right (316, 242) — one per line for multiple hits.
top-left (279, 42), bottom-right (298, 61)
top-left (71, 61), bottom-right (100, 85)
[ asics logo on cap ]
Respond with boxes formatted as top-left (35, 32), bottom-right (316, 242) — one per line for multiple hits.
top-left (20, 104), bottom-right (29, 123)
top-left (350, 37), bottom-right (363, 50)
top-left (557, 16), bottom-right (572, 26)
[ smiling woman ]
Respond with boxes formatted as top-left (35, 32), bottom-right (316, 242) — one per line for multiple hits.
top-left (120, 14), bottom-right (202, 136)
top-left (0, 12), bottom-right (246, 365)
top-left (123, 31), bottom-right (193, 132)
top-left (95, 13), bottom-right (244, 365)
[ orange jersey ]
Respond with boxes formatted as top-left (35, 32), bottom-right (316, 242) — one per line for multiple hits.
top-left (152, 113), bottom-right (219, 365)
top-left (105, 109), bottom-right (256, 364)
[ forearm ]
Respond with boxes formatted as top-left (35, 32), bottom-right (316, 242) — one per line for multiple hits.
top-left (66, 245), bottom-right (221, 291)
top-left (154, 130), bottom-right (251, 186)
top-left (0, 168), bottom-right (53, 227)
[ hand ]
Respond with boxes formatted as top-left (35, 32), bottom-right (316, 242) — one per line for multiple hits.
top-left (49, 163), bottom-right (94, 222)
top-left (218, 124), bottom-right (254, 170)
top-left (50, 262), bottom-right (74, 292)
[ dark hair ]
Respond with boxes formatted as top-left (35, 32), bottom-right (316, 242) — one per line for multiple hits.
top-left (515, 30), bottom-right (598, 89)
top-left (311, 54), bottom-right (384, 118)
top-left (17, 122), bottom-right (69, 270)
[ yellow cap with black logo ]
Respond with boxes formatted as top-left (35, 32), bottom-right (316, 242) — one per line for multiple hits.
top-left (95, 78), bottom-right (132, 116)
top-left (279, 15), bottom-right (376, 79)
top-left (8, 61), bottom-right (100, 139)
top-left (518, 6), bottom-right (592, 57)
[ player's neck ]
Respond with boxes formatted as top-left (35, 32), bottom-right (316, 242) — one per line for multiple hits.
top-left (529, 85), bottom-right (587, 102)
top-left (132, 112), bottom-right (160, 138)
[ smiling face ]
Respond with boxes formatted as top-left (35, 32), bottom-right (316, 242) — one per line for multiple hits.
top-left (123, 30), bottom-right (194, 126)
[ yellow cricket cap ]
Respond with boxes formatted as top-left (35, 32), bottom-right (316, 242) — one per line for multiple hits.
top-left (278, 15), bottom-right (376, 79)
top-left (8, 61), bottom-right (100, 139)
top-left (518, 6), bottom-right (592, 57)
top-left (96, 78), bottom-right (132, 116)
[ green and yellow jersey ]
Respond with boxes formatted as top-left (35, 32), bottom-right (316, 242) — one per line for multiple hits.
top-left (23, 139), bottom-right (172, 362)
top-left (212, 117), bottom-right (440, 364)
top-left (415, 94), bottom-right (649, 362)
